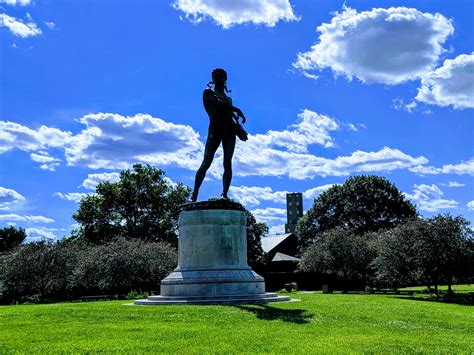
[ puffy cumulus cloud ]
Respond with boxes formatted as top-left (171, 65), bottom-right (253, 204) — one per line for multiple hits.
top-left (0, 120), bottom-right (72, 154)
top-left (251, 207), bottom-right (287, 223)
top-left (303, 183), bottom-right (338, 200)
top-left (0, 0), bottom-right (32, 5)
top-left (0, 13), bottom-right (41, 37)
top-left (54, 192), bottom-right (91, 203)
top-left (25, 227), bottom-right (58, 243)
top-left (230, 183), bottom-right (338, 207)
top-left (173, 0), bottom-right (299, 28)
top-left (250, 110), bottom-right (339, 152)
top-left (415, 53), bottom-right (474, 109)
top-left (230, 186), bottom-right (287, 206)
top-left (467, 201), bottom-right (474, 211)
top-left (0, 186), bottom-right (25, 210)
top-left (268, 224), bottom-right (285, 235)
top-left (0, 213), bottom-right (54, 223)
top-left (410, 158), bottom-right (474, 176)
top-left (405, 184), bottom-right (458, 212)
top-left (65, 113), bottom-right (203, 170)
top-left (223, 144), bottom-right (428, 180)
top-left (81, 172), bottom-right (121, 190)
top-left (293, 6), bottom-right (453, 85)
top-left (30, 151), bottom-right (61, 171)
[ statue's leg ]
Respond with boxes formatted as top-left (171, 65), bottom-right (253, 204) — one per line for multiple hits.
top-left (221, 134), bottom-right (236, 198)
top-left (192, 134), bottom-right (221, 201)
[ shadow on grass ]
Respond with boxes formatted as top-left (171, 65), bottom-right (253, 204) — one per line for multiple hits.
top-left (231, 303), bottom-right (312, 324)
top-left (391, 293), bottom-right (474, 306)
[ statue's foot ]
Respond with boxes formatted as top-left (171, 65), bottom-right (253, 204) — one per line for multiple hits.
top-left (220, 192), bottom-right (229, 199)
top-left (191, 191), bottom-right (198, 202)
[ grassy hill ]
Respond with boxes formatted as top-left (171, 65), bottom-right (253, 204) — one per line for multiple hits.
top-left (1, 291), bottom-right (473, 352)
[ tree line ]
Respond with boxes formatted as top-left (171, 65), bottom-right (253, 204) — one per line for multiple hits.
top-left (0, 167), bottom-right (473, 304)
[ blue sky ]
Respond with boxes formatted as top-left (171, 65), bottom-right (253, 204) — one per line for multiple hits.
top-left (1, 0), bottom-right (473, 241)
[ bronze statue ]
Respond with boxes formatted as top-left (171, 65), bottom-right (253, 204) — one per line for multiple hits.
top-left (191, 68), bottom-right (247, 202)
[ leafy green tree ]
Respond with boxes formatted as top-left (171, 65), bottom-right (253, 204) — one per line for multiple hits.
top-left (73, 164), bottom-right (191, 245)
top-left (374, 214), bottom-right (473, 291)
top-left (296, 175), bottom-right (417, 251)
top-left (373, 219), bottom-right (427, 288)
top-left (0, 226), bottom-right (27, 252)
top-left (244, 209), bottom-right (267, 269)
top-left (298, 227), bottom-right (375, 290)
top-left (1, 240), bottom-right (77, 302)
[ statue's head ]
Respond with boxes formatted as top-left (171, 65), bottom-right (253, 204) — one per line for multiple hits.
top-left (211, 68), bottom-right (227, 86)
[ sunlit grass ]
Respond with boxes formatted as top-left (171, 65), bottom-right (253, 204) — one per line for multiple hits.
top-left (1, 291), bottom-right (473, 352)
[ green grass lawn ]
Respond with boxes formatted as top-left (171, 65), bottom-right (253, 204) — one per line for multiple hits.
top-left (1, 292), bottom-right (473, 353)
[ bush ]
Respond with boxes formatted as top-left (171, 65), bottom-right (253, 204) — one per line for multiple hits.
top-left (0, 237), bottom-right (177, 304)
top-left (71, 237), bottom-right (177, 296)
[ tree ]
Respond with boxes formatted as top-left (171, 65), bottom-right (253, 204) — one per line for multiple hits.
top-left (417, 214), bottom-right (473, 292)
top-left (298, 227), bottom-right (375, 290)
top-left (244, 208), bottom-right (267, 269)
top-left (296, 175), bottom-right (417, 251)
top-left (73, 164), bottom-right (191, 246)
top-left (0, 226), bottom-right (27, 252)
top-left (373, 214), bottom-right (473, 291)
top-left (1, 240), bottom-right (77, 302)
top-left (373, 219), bottom-right (427, 289)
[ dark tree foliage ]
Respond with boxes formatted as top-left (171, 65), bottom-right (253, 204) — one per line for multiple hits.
top-left (298, 227), bottom-right (376, 290)
top-left (374, 214), bottom-right (473, 291)
top-left (0, 226), bottom-right (27, 252)
top-left (0, 240), bottom-right (79, 302)
top-left (296, 175), bottom-right (417, 251)
top-left (72, 237), bottom-right (177, 295)
top-left (244, 208), bottom-right (267, 269)
top-left (73, 164), bottom-right (191, 246)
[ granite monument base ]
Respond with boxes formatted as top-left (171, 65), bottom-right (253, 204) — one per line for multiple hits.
top-left (135, 200), bottom-right (289, 305)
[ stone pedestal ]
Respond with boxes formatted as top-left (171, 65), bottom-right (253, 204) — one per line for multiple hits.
top-left (135, 200), bottom-right (289, 305)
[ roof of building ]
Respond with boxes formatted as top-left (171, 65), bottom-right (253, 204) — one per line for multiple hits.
top-left (271, 252), bottom-right (301, 262)
top-left (261, 233), bottom-right (294, 253)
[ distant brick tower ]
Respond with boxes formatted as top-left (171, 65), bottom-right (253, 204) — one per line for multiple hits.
top-left (285, 192), bottom-right (303, 233)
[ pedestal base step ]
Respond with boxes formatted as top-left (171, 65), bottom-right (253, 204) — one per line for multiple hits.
top-left (134, 292), bottom-right (290, 305)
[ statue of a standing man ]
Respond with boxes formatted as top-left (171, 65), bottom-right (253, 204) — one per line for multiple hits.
top-left (191, 68), bottom-right (246, 202)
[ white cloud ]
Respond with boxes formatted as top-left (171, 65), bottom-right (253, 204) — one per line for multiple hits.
top-left (0, 120), bottom-right (72, 153)
top-left (405, 184), bottom-right (458, 212)
top-left (30, 151), bottom-right (61, 171)
top-left (81, 172), bottom-right (121, 190)
top-left (0, 0), bottom-right (32, 5)
top-left (293, 6), bottom-right (453, 85)
top-left (25, 227), bottom-right (57, 243)
top-left (0, 186), bottom-right (25, 210)
top-left (268, 224), bottom-right (285, 235)
top-left (45, 21), bottom-right (55, 29)
top-left (467, 201), bottom-right (474, 211)
top-left (415, 53), bottom-right (474, 110)
top-left (226, 144), bottom-right (428, 180)
top-left (445, 181), bottom-right (465, 188)
top-left (251, 207), bottom-right (287, 223)
top-left (410, 158), bottom-right (474, 176)
top-left (0, 13), bottom-right (41, 37)
top-left (65, 113), bottom-right (203, 170)
top-left (54, 192), bottom-right (91, 203)
top-left (173, 0), bottom-right (299, 28)
top-left (303, 184), bottom-right (338, 200)
top-left (1, 111), bottom-right (430, 179)
top-left (230, 186), bottom-right (287, 206)
top-left (0, 213), bottom-right (54, 223)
